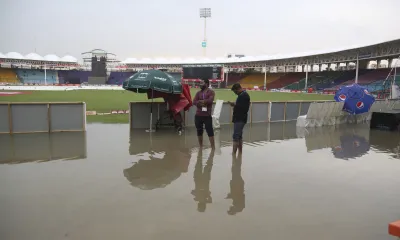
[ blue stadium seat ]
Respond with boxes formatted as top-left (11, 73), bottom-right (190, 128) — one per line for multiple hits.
top-left (16, 69), bottom-right (58, 84)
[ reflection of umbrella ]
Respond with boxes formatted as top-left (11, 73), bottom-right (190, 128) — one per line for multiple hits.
top-left (331, 134), bottom-right (370, 160)
top-left (124, 149), bottom-right (190, 190)
top-left (334, 84), bottom-right (375, 114)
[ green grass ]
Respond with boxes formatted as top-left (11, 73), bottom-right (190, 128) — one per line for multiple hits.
top-left (0, 89), bottom-right (333, 123)
top-left (87, 114), bottom-right (129, 123)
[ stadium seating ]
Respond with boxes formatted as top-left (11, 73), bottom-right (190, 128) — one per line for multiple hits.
top-left (338, 69), bottom-right (390, 86)
top-left (318, 70), bottom-right (360, 89)
top-left (0, 68), bottom-right (19, 83)
top-left (364, 74), bottom-right (400, 93)
top-left (267, 73), bottom-right (306, 89)
top-left (285, 72), bottom-right (343, 90)
top-left (108, 72), bottom-right (135, 85)
top-left (239, 73), bottom-right (283, 89)
top-left (225, 72), bottom-right (245, 87)
top-left (16, 69), bottom-right (58, 84)
top-left (310, 71), bottom-right (348, 90)
top-left (364, 80), bottom-right (386, 92)
top-left (58, 70), bottom-right (91, 84)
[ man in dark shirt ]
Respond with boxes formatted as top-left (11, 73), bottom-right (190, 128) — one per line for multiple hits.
top-left (193, 78), bottom-right (215, 149)
top-left (228, 83), bottom-right (250, 155)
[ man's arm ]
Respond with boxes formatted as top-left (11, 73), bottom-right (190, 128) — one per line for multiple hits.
top-left (203, 90), bottom-right (215, 105)
top-left (193, 92), bottom-right (199, 106)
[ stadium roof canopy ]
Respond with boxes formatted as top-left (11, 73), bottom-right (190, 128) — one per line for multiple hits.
top-left (121, 38), bottom-right (400, 66)
top-left (0, 52), bottom-right (78, 63)
top-left (1, 38), bottom-right (399, 66)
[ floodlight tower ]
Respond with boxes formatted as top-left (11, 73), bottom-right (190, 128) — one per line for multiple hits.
top-left (199, 8), bottom-right (211, 57)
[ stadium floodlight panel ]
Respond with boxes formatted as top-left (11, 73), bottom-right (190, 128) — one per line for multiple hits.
top-left (199, 8), bottom-right (211, 18)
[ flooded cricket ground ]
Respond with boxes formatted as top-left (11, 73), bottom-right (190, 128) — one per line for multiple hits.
top-left (1, 122), bottom-right (400, 240)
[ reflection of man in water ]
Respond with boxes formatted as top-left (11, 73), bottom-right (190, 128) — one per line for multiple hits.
top-left (191, 149), bottom-right (215, 212)
top-left (226, 154), bottom-right (245, 215)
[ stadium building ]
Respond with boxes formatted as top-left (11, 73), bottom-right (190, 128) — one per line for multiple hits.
top-left (1, 39), bottom-right (399, 96)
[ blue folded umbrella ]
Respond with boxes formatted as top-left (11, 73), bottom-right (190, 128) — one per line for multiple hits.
top-left (334, 84), bottom-right (375, 114)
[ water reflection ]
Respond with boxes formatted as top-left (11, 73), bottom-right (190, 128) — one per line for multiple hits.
top-left (1, 124), bottom-right (400, 240)
top-left (369, 129), bottom-right (400, 159)
top-left (191, 149), bottom-right (214, 212)
top-left (226, 154), bottom-right (245, 215)
top-left (123, 148), bottom-right (190, 190)
top-left (125, 132), bottom-right (191, 190)
top-left (0, 132), bottom-right (87, 164)
top-left (332, 134), bottom-right (370, 160)
top-left (129, 122), bottom-right (300, 155)
top-left (301, 124), bottom-right (400, 160)
top-left (300, 125), bottom-right (370, 160)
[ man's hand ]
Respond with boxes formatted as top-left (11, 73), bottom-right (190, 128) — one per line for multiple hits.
top-left (198, 100), bottom-right (205, 106)
top-left (228, 101), bottom-right (235, 107)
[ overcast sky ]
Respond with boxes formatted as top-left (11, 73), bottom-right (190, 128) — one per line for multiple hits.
top-left (0, 0), bottom-right (399, 61)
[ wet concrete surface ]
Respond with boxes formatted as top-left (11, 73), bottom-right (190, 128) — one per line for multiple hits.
top-left (0, 122), bottom-right (400, 240)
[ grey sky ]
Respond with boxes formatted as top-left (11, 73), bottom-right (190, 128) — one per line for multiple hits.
top-left (0, 0), bottom-right (399, 61)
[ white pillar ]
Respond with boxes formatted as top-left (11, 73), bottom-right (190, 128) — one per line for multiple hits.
top-left (44, 64), bottom-right (47, 85)
top-left (264, 64), bottom-right (267, 90)
top-left (225, 69), bottom-right (229, 87)
top-left (305, 63), bottom-right (308, 90)
top-left (355, 55), bottom-right (359, 84)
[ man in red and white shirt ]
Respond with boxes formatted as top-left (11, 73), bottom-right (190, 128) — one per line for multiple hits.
top-left (193, 78), bottom-right (215, 149)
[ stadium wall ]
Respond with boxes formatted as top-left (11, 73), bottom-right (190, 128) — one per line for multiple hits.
top-left (128, 101), bottom-right (328, 129)
top-left (0, 102), bottom-right (86, 134)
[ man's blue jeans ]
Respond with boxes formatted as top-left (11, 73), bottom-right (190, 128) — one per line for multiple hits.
top-left (233, 122), bottom-right (246, 141)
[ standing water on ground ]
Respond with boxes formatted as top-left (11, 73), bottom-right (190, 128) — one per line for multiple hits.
top-left (0, 123), bottom-right (399, 240)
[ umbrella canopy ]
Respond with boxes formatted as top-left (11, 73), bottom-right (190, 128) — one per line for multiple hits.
top-left (123, 69), bottom-right (182, 94)
top-left (334, 84), bottom-right (375, 114)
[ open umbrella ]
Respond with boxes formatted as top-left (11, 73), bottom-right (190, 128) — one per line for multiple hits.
top-left (334, 84), bottom-right (375, 114)
top-left (123, 69), bottom-right (182, 94)
top-left (123, 70), bottom-right (183, 132)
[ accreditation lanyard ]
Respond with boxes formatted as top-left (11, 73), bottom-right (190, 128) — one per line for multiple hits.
top-left (202, 90), bottom-right (207, 100)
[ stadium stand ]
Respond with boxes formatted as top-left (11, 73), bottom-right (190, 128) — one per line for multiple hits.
top-left (310, 71), bottom-right (344, 90)
top-left (16, 69), bottom-right (58, 84)
top-left (58, 70), bottom-right (91, 84)
top-left (108, 72), bottom-right (135, 85)
top-left (284, 71), bottom-right (367, 90)
top-left (338, 69), bottom-right (390, 86)
top-left (285, 72), bottom-right (340, 90)
top-left (332, 70), bottom-right (360, 85)
top-left (364, 74), bottom-right (400, 93)
top-left (0, 68), bottom-right (19, 83)
top-left (364, 80), bottom-right (386, 92)
top-left (267, 73), bottom-right (306, 89)
top-left (224, 72), bottom-right (245, 88)
top-left (239, 73), bottom-right (283, 89)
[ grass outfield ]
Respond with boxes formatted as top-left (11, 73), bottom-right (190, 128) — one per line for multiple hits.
top-left (0, 89), bottom-right (333, 123)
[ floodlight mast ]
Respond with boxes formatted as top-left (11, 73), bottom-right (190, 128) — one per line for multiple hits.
top-left (199, 8), bottom-right (211, 57)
